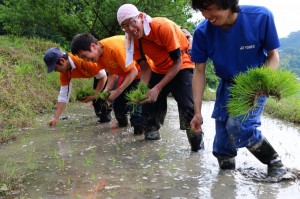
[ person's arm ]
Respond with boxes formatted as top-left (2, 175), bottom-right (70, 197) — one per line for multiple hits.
top-left (141, 53), bottom-right (182, 103)
top-left (139, 60), bottom-right (152, 85)
top-left (104, 74), bottom-right (119, 92)
top-left (264, 49), bottom-right (279, 70)
top-left (48, 102), bottom-right (66, 126)
top-left (80, 69), bottom-right (107, 103)
top-left (190, 62), bottom-right (206, 133)
top-left (108, 66), bottom-right (138, 101)
top-left (48, 84), bottom-right (70, 127)
top-left (92, 75), bottom-right (107, 97)
top-left (180, 27), bottom-right (193, 54)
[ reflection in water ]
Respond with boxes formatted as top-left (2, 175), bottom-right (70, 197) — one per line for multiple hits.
top-left (0, 98), bottom-right (299, 198)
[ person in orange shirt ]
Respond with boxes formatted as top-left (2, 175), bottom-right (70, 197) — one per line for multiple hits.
top-left (71, 34), bottom-right (146, 135)
top-left (117, 4), bottom-right (204, 151)
top-left (43, 47), bottom-right (111, 126)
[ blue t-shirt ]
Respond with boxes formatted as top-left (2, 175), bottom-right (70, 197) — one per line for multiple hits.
top-left (191, 5), bottom-right (280, 121)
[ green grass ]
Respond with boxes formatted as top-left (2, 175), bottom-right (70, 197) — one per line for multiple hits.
top-left (0, 35), bottom-right (93, 131)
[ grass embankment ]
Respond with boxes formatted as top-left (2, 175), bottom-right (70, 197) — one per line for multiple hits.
top-left (0, 35), bottom-right (91, 133)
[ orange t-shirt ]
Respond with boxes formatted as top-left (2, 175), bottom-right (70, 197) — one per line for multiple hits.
top-left (60, 53), bottom-right (102, 86)
top-left (98, 35), bottom-right (140, 78)
top-left (133, 17), bottom-right (194, 74)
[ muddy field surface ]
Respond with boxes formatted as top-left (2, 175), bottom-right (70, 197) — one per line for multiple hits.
top-left (1, 98), bottom-right (300, 199)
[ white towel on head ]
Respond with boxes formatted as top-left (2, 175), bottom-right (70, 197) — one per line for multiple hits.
top-left (125, 13), bottom-right (152, 67)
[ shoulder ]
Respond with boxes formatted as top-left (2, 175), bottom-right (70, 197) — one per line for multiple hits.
top-left (240, 5), bottom-right (273, 17)
top-left (100, 35), bottom-right (125, 51)
top-left (194, 19), bottom-right (214, 36)
top-left (151, 17), bottom-right (177, 29)
top-left (100, 35), bottom-right (125, 44)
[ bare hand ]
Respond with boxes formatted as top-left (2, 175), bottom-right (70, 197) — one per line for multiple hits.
top-left (140, 87), bottom-right (159, 104)
top-left (48, 118), bottom-right (58, 127)
top-left (190, 113), bottom-right (203, 134)
top-left (107, 90), bottom-right (118, 102)
top-left (79, 95), bottom-right (96, 103)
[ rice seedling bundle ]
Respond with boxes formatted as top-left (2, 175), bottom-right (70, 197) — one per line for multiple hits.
top-left (227, 67), bottom-right (300, 117)
top-left (97, 91), bottom-right (110, 100)
top-left (125, 82), bottom-right (149, 104)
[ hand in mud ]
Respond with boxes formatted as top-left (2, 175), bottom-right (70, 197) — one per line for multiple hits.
top-left (190, 113), bottom-right (203, 134)
top-left (140, 87), bottom-right (159, 104)
top-left (48, 118), bottom-right (58, 127)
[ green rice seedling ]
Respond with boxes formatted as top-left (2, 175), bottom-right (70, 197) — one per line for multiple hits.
top-left (75, 87), bottom-right (94, 100)
top-left (91, 173), bottom-right (97, 181)
top-left (227, 67), bottom-right (300, 117)
top-left (57, 159), bottom-right (65, 170)
top-left (140, 152), bottom-right (147, 162)
top-left (115, 143), bottom-right (120, 151)
top-left (84, 155), bottom-right (94, 168)
top-left (67, 178), bottom-right (72, 189)
top-left (111, 156), bottom-right (116, 166)
top-left (158, 148), bottom-right (166, 160)
top-left (125, 82), bottom-right (149, 104)
top-left (26, 151), bottom-right (37, 170)
top-left (135, 182), bottom-right (145, 192)
top-left (97, 91), bottom-right (110, 100)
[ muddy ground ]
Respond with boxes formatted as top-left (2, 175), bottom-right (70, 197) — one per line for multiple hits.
top-left (0, 98), bottom-right (299, 199)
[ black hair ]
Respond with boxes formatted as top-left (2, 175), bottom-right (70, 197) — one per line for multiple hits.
top-left (191, 0), bottom-right (240, 13)
top-left (56, 53), bottom-right (68, 65)
top-left (71, 33), bottom-right (99, 55)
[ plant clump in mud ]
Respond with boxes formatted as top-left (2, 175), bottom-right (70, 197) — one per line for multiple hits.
top-left (125, 82), bottom-right (149, 104)
top-left (0, 131), bottom-right (16, 144)
top-left (227, 66), bottom-right (300, 117)
top-left (0, 171), bottom-right (24, 196)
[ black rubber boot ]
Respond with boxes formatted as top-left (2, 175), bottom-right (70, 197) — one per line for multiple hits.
top-left (217, 157), bottom-right (236, 170)
top-left (247, 137), bottom-right (287, 177)
top-left (186, 130), bottom-right (204, 152)
top-left (133, 125), bottom-right (144, 135)
top-left (97, 112), bottom-right (111, 123)
top-left (92, 99), bottom-right (102, 118)
top-left (117, 117), bottom-right (128, 128)
top-left (93, 99), bottom-right (112, 123)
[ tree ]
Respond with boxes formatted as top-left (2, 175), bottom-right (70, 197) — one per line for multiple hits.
top-left (0, 0), bottom-right (195, 47)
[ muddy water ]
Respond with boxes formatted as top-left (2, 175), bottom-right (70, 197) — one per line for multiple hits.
top-left (1, 97), bottom-right (300, 199)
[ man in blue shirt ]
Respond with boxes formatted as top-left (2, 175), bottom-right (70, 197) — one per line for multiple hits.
top-left (190, 0), bottom-right (287, 178)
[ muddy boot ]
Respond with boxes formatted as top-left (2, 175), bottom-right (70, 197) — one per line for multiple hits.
top-left (247, 137), bottom-right (287, 178)
top-left (93, 99), bottom-right (112, 123)
top-left (117, 117), bottom-right (128, 128)
top-left (133, 125), bottom-right (144, 135)
top-left (92, 99), bottom-right (102, 118)
top-left (217, 157), bottom-right (236, 170)
top-left (144, 130), bottom-right (161, 140)
top-left (97, 112), bottom-right (111, 123)
top-left (186, 130), bottom-right (204, 152)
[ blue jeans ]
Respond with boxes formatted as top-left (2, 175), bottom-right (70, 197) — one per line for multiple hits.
top-left (213, 96), bottom-right (267, 159)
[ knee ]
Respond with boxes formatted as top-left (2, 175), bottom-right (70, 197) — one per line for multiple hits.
top-left (226, 117), bottom-right (242, 133)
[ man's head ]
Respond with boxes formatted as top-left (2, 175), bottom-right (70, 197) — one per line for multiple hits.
top-left (117, 4), bottom-right (144, 39)
top-left (71, 33), bottom-right (100, 62)
top-left (191, 0), bottom-right (240, 28)
top-left (191, 0), bottom-right (239, 12)
top-left (43, 47), bottom-right (68, 73)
